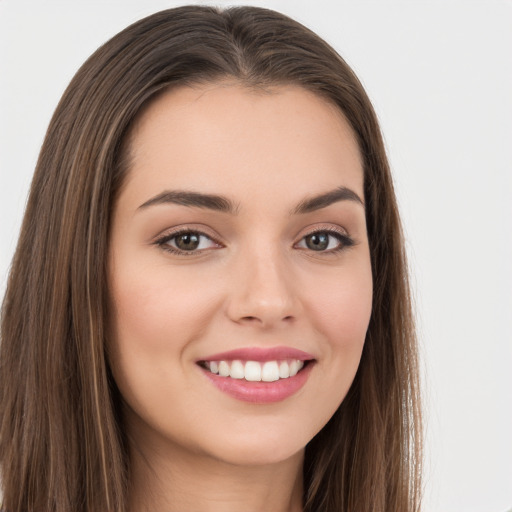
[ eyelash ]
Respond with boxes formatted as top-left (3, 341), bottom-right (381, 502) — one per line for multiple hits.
top-left (296, 227), bottom-right (355, 254)
top-left (155, 228), bottom-right (221, 256)
top-left (154, 227), bottom-right (355, 256)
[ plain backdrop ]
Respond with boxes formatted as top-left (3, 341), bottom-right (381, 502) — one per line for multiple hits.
top-left (1, 1), bottom-right (511, 511)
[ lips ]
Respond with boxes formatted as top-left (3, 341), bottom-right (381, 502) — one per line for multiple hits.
top-left (199, 346), bottom-right (314, 363)
top-left (196, 347), bottom-right (315, 403)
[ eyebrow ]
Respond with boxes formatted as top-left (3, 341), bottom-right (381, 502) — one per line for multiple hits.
top-left (292, 186), bottom-right (364, 214)
top-left (138, 190), bottom-right (238, 213)
top-left (137, 186), bottom-right (364, 215)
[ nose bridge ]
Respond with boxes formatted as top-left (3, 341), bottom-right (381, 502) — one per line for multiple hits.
top-left (226, 240), bottom-right (298, 326)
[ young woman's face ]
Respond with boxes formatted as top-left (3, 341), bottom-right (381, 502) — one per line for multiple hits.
top-left (108, 83), bottom-right (372, 466)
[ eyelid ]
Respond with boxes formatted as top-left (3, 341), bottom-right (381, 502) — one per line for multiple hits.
top-left (151, 223), bottom-right (222, 242)
top-left (294, 224), bottom-right (355, 252)
top-left (295, 223), bottom-right (351, 242)
top-left (152, 225), bottom-right (224, 255)
top-left (298, 223), bottom-right (349, 237)
top-left (151, 223), bottom-right (355, 257)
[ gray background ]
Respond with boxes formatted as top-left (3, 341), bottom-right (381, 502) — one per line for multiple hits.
top-left (1, 1), bottom-right (511, 510)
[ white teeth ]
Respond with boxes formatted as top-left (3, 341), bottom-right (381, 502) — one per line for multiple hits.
top-left (230, 360), bottom-right (245, 379)
top-left (203, 359), bottom-right (306, 381)
top-left (218, 360), bottom-right (230, 377)
top-left (261, 361), bottom-right (280, 382)
top-left (244, 361), bottom-right (262, 381)
top-left (289, 360), bottom-right (300, 377)
top-left (278, 361), bottom-right (290, 379)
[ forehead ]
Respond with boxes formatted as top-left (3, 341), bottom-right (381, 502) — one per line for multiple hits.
top-left (122, 83), bottom-right (363, 209)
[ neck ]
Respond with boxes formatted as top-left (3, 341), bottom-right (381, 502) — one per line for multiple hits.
top-left (127, 430), bottom-right (304, 512)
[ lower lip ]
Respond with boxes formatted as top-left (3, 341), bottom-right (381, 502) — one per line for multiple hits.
top-left (200, 362), bottom-right (314, 403)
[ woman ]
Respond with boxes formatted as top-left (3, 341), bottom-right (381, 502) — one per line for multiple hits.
top-left (0, 6), bottom-right (422, 512)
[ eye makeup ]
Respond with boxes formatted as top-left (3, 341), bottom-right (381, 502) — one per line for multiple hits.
top-left (153, 224), bottom-right (355, 257)
top-left (154, 228), bottom-right (223, 256)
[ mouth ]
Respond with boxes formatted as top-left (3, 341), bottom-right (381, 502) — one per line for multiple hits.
top-left (198, 358), bottom-right (311, 382)
top-left (196, 347), bottom-right (316, 403)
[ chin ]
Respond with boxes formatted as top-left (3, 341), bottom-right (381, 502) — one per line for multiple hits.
top-left (192, 419), bottom-right (314, 467)
top-left (208, 439), bottom-right (305, 468)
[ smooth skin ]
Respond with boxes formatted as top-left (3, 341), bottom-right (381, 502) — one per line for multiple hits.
top-left (108, 83), bottom-right (373, 512)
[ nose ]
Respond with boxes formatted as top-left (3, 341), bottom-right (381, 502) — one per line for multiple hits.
top-left (225, 246), bottom-right (300, 328)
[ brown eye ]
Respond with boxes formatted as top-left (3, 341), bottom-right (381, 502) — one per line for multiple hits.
top-left (174, 233), bottom-right (200, 251)
top-left (305, 232), bottom-right (330, 251)
top-left (157, 230), bottom-right (220, 254)
top-left (296, 230), bottom-right (354, 253)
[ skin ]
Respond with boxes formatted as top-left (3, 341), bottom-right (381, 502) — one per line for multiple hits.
top-left (108, 83), bottom-right (373, 512)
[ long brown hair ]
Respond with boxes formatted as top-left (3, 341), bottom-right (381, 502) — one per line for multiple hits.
top-left (0, 6), bottom-right (422, 511)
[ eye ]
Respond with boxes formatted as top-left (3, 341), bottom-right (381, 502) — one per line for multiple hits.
top-left (296, 230), bottom-right (354, 252)
top-left (156, 230), bottom-right (220, 255)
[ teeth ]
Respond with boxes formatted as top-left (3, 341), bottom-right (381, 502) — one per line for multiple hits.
top-left (261, 361), bottom-right (279, 382)
top-left (203, 359), bottom-right (306, 381)
top-left (245, 361), bottom-right (262, 381)
top-left (289, 360), bottom-right (302, 377)
top-left (218, 361), bottom-right (230, 377)
top-left (279, 361), bottom-right (290, 379)
top-left (230, 360), bottom-right (245, 379)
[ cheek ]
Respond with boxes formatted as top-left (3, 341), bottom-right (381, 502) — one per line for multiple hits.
top-left (107, 263), bottom-right (224, 409)
top-left (109, 262), bottom-right (221, 351)
top-left (284, 258), bottom-right (372, 441)
top-left (299, 256), bottom-right (372, 413)
top-left (107, 264), bottom-right (221, 425)
top-left (304, 260), bottom-right (373, 353)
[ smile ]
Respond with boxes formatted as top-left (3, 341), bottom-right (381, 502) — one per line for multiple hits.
top-left (200, 359), bottom-right (306, 382)
top-left (197, 347), bottom-right (315, 403)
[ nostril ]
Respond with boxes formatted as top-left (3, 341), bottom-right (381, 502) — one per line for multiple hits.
top-left (240, 314), bottom-right (294, 324)
top-left (241, 315), bottom-right (259, 322)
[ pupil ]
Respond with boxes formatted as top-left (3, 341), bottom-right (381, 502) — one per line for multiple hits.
top-left (176, 233), bottom-right (200, 250)
top-left (306, 233), bottom-right (329, 251)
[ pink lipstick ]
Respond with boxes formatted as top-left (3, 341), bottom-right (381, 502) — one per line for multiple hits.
top-left (197, 346), bottom-right (315, 403)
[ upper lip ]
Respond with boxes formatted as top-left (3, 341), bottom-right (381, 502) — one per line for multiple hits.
top-left (197, 346), bottom-right (315, 363)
